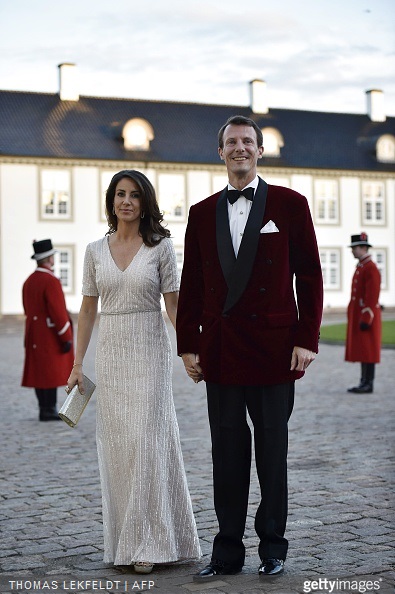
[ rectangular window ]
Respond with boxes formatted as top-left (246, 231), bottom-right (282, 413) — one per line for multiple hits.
top-left (264, 176), bottom-right (290, 187)
top-left (362, 181), bottom-right (385, 225)
top-left (53, 246), bottom-right (74, 294)
top-left (41, 169), bottom-right (71, 219)
top-left (320, 248), bottom-right (340, 290)
top-left (314, 179), bottom-right (339, 224)
top-left (212, 174), bottom-right (228, 194)
top-left (158, 173), bottom-right (186, 221)
top-left (371, 248), bottom-right (387, 290)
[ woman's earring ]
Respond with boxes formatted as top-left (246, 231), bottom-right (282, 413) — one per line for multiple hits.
top-left (141, 211), bottom-right (145, 219)
top-left (112, 205), bottom-right (116, 215)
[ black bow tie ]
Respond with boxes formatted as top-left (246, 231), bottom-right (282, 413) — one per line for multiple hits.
top-left (227, 187), bottom-right (255, 204)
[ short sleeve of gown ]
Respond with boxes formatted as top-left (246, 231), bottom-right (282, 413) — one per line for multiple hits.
top-left (159, 239), bottom-right (180, 294)
top-left (82, 243), bottom-right (99, 297)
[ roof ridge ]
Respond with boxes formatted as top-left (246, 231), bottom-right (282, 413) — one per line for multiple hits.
top-left (2, 89), bottom-right (394, 118)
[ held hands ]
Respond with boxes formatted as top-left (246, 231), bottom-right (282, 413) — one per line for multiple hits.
top-left (290, 346), bottom-right (316, 372)
top-left (181, 353), bottom-right (204, 383)
top-left (66, 364), bottom-right (85, 395)
top-left (182, 347), bottom-right (316, 379)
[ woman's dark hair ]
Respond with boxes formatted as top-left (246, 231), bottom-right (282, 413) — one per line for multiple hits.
top-left (218, 115), bottom-right (263, 149)
top-left (105, 170), bottom-right (170, 246)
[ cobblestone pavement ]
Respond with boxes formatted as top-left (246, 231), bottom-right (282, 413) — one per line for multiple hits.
top-left (0, 315), bottom-right (394, 594)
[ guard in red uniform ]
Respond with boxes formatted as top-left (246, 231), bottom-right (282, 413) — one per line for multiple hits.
top-left (345, 232), bottom-right (381, 394)
top-left (22, 239), bottom-right (74, 420)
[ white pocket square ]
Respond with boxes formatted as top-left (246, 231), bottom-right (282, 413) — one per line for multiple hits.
top-left (260, 220), bottom-right (279, 233)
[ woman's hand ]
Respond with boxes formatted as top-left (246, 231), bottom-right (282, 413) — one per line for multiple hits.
top-left (66, 364), bottom-right (85, 394)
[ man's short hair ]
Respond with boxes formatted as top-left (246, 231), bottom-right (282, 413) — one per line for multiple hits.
top-left (218, 115), bottom-right (263, 149)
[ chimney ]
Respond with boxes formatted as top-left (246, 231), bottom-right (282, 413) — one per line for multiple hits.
top-left (249, 79), bottom-right (268, 114)
top-left (58, 63), bottom-right (79, 101)
top-left (366, 89), bottom-right (385, 122)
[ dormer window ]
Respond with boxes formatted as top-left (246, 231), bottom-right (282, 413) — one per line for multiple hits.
top-left (376, 134), bottom-right (395, 162)
top-left (122, 118), bottom-right (154, 150)
top-left (261, 127), bottom-right (284, 157)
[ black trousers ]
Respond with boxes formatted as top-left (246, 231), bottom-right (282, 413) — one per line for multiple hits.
top-left (360, 363), bottom-right (375, 383)
top-left (34, 388), bottom-right (57, 408)
top-left (206, 381), bottom-right (295, 566)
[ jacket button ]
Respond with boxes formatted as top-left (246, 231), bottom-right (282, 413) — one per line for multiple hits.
top-left (251, 314), bottom-right (257, 319)
top-left (259, 288), bottom-right (266, 293)
top-left (266, 259), bottom-right (272, 265)
top-left (33, 316), bottom-right (38, 320)
top-left (222, 313), bottom-right (229, 318)
top-left (33, 344), bottom-right (37, 348)
top-left (210, 287), bottom-right (215, 292)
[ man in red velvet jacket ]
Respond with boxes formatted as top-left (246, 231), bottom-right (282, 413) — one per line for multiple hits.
top-left (177, 115), bottom-right (323, 580)
top-left (22, 239), bottom-right (74, 421)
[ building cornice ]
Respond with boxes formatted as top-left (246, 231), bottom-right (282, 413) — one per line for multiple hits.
top-left (0, 155), bottom-right (394, 180)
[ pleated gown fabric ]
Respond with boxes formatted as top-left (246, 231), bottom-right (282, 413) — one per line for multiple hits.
top-left (82, 236), bottom-right (201, 565)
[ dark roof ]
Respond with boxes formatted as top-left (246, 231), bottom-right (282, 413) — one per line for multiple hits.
top-left (0, 90), bottom-right (394, 172)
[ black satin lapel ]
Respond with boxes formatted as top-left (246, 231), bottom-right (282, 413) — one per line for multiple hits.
top-left (223, 179), bottom-right (268, 313)
top-left (216, 188), bottom-right (236, 287)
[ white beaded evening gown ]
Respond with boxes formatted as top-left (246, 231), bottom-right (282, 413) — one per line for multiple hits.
top-left (82, 236), bottom-right (201, 565)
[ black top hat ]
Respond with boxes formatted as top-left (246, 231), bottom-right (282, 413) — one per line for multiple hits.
top-left (31, 239), bottom-right (57, 260)
top-left (348, 232), bottom-right (372, 248)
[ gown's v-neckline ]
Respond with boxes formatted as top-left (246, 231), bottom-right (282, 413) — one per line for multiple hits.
top-left (106, 236), bottom-right (144, 273)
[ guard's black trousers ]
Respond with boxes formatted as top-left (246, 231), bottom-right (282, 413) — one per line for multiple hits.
top-left (34, 388), bottom-right (57, 409)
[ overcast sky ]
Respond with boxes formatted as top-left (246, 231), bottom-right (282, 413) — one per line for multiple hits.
top-left (1, 0), bottom-right (394, 115)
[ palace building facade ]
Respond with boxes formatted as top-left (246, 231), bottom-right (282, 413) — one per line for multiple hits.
top-left (0, 64), bottom-right (394, 315)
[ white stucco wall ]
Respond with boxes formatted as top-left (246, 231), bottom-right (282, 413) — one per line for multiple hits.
top-left (1, 162), bottom-right (394, 315)
top-left (0, 163), bottom-right (108, 314)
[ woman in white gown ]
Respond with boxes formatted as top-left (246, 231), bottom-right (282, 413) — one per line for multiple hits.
top-left (67, 170), bottom-right (201, 572)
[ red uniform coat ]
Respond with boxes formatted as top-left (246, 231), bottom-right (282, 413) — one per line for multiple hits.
top-left (22, 267), bottom-right (74, 388)
top-left (177, 179), bottom-right (323, 385)
top-left (345, 255), bottom-right (381, 363)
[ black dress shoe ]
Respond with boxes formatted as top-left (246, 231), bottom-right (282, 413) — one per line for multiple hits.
top-left (39, 407), bottom-right (61, 421)
top-left (194, 559), bottom-right (242, 581)
top-left (347, 383), bottom-right (373, 394)
top-left (259, 558), bottom-right (284, 576)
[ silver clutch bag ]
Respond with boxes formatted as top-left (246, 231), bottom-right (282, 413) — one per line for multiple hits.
top-left (59, 375), bottom-right (96, 428)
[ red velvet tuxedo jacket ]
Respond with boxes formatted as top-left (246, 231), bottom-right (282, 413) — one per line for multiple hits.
top-left (22, 267), bottom-right (74, 388)
top-left (345, 255), bottom-right (381, 363)
top-left (177, 179), bottom-right (323, 385)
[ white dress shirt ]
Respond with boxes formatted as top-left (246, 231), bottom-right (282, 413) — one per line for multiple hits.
top-left (227, 176), bottom-right (259, 256)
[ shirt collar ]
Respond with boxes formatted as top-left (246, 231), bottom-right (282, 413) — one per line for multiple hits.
top-left (227, 175), bottom-right (259, 192)
top-left (36, 267), bottom-right (55, 276)
top-left (357, 253), bottom-right (372, 266)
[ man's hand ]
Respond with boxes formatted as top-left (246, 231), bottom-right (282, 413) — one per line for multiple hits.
top-left (181, 353), bottom-right (203, 383)
top-left (290, 346), bottom-right (316, 372)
